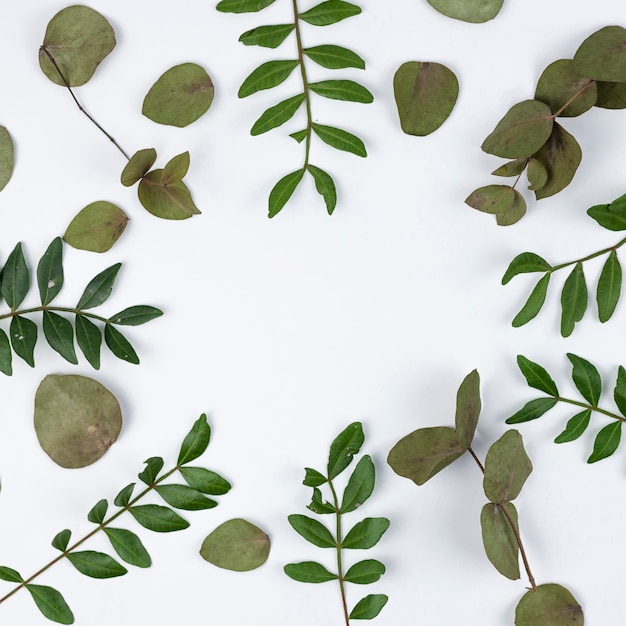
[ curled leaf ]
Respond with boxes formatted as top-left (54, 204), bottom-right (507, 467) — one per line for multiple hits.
top-left (63, 201), bottom-right (129, 253)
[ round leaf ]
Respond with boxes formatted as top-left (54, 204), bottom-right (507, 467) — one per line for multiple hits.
top-left (393, 61), bottom-right (458, 136)
top-left (63, 201), bottom-right (129, 253)
top-left (121, 148), bottom-right (157, 186)
top-left (200, 519), bottom-right (270, 571)
top-left (0, 126), bottom-right (14, 192)
top-left (39, 5), bottom-right (116, 87)
top-left (34, 374), bottom-right (122, 468)
top-left (573, 25), bottom-right (626, 83)
top-left (535, 59), bottom-right (597, 117)
top-left (426, 0), bottom-right (504, 23)
top-left (465, 185), bottom-right (517, 215)
top-left (142, 63), bottom-right (215, 127)
top-left (515, 583), bottom-right (584, 626)
top-left (483, 430), bottom-right (532, 503)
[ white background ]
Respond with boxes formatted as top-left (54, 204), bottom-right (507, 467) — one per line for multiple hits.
top-left (1, 0), bottom-right (625, 624)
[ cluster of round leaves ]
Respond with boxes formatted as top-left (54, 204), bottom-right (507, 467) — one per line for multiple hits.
top-left (466, 26), bottom-right (626, 225)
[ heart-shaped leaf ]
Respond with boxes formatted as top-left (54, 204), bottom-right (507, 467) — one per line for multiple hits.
top-left (64, 202), bottom-right (128, 253)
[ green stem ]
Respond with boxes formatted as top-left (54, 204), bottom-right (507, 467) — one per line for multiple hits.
top-left (556, 395), bottom-right (626, 423)
top-left (329, 480), bottom-right (350, 626)
top-left (549, 237), bottom-right (626, 273)
top-left (0, 465), bottom-right (180, 604)
top-left (291, 0), bottom-right (313, 169)
top-left (0, 306), bottom-right (110, 324)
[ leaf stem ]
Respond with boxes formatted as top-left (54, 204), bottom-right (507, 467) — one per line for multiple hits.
top-left (328, 479), bottom-right (350, 626)
top-left (0, 306), bottom-right (110, 325)
top-left (555, 395), bottom-right (626, 423)
top-left (549, 237), bottom-right (626, 273)
top-left (39, 46), bottom-right (131, 161)
top-left (467, 446), bottom-right (537, 592)
top-left (552, 80), bottom-right (595, 118)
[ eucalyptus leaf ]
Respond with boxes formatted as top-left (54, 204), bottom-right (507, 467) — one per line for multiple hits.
top-left (595, 81), bottom-right (626, 109)
top-left (480, 502), bottom-right (520, 580)
top-left (0, 126), bottom-right (15, 192)
top-left (64, 202), bottom-right (128, 253)
top-left (535, 59), bottom-right (597, 117)
top-left (515, 583), bottom-right (583, 626)
top-left (512, 274), bottom-right (550, 327)
top-left (239, 24), bottom-right (294, 48)
top-left (567, 353), bottom-right (602, 406)
top-left (560, 262), bottom-right (588, 337)
top-left (37, 238), bottom-right (64, 306)
top-left (299, 1), bottom-right (361, 26)
top-left (505, 397), bottom-right (558, 424)
top-left (495, 192), bottom-right (527, 226)
top-left (103, 528), bottom-right (151, 568)
top-left (138, 169), bottom-right (200, 220)
top-left (349, 594), bottom-right (388, 620)
top-left (573, 25), bottom-right (626, 83)
top-left (121, 149), bottom-right (157, 187)
top-left (483, 430), bottom-right (532, 503)
top-left (516, 355), bottom-right (559, 397)
top-left (426, 0), bottom-right (503, 23)
top-left (502, 252), bottom-right (551, 285)
top-left (76, 263), bottom-right (121, 310)
top-left (454, 370), bottom-right (481, 449)
top-left (588, 421), bottom-right (622, 463)
top-left (284, 561), bottom-right (337, 583)
top-left (465, 185), bottom-right (517, 215)
top-left (492, 159), bottom-right (527, 177)
top-left (554, 410), bottom-right (591, 444)
top-left (527, 158), bottom-right (548, 191)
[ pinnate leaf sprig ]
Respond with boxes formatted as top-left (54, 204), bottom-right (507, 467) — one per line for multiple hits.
top-left (0, 237), bottom-right (162, 374)
top-left (284, 422), bottom-right (389, 624)
top-left (217, 0), bottom-right (372, 217)
top-left (388, 371), bottom-right (583, 625)
top-left (0, 414), bottom-right (231, 624)
top-left (466, 25), bottom-right (626, 225)
top-left (503, 192), bottom-right (626, 336)
top-left (507, 354), bottom-right (626, 464)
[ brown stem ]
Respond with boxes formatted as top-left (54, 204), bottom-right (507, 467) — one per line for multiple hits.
top-left (552, 79), bottom-right (595, 118)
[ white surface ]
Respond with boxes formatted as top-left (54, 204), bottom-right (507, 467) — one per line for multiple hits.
top-left (0, 0), bottom-right (625, 624)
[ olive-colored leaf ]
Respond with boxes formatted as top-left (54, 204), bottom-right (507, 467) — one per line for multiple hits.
top-left (328, 422), bottom-right (364, 479)
top-left (304, 45), bottom-right (365, 70)
top-left (9, 316), bottom-right (37, 367)
top-left (239, 24), bottom-right (294, 48)
top-left (341, 455), bottom-right (375, 513)
top-left (288, 514), bottom-right (336, 548)
top-left (527, 158), bottom-right (548, 191)
top-left (64, 202), bottom-right (129, 253)
top-left (506, 397), bottom-right (559, 424)
top-left (121, 149), bottom-right (157, 187)
top-left (465, 185), bottom-right (516, 215)
top-left (426, 0), bottom-right (503, 23)
top-left (588, 421), bottom-right (622, 463)
top-left (517, 355), bottom-right (559, 397)
top-left (344, 559), bottom-right (386, 584)
top-left (284, 561), bottom-right (337, 582)
top-left (299, 1), bottom-right (361, 26)
top-left (129, 504), bottom-right (189, 532)
top-left (480, 502), bottom-right (520, 580)
top-left (178, 413), bottom-right (211, 465)
top-left (66, 551), bottom-right (127, 579)
top-left (349, 594), bottom-right (388, 620)
top-left (200, 519), bottom-right (270, 571)
top-left (76, 263), bottom-right (121, 310)
top-left (587, 200), bottom-right (626, 231)
top-left (87, 499), bottom-right (108, 524)
top-left (307, 164), bottom-right (337, 215)
top-left (216, 0), bottom-right (276, 12)
top-left (51, 529), bottom-right (72, 552)
top-left (512, 274), bottom-right (551, 327)
top-left (143, 63), bottom-right (214, 127)
top-left (268, 169), bottom-right (305, 218)
top-left (455, 370), bottom-right (481, 449)
top-left (113, 483), bottom-right (135, 507)
top-left (34, 374), bottom-right (122, 468)
top-left (387, 426), bottom-right (465, 485)
top-left (153, 149), bottom-right (190, 182)
top-left (238, 60), bottom-right (299, 98)
top-left (179, 466), bottom-right (231, 495)
top-left (26, 584), bottom-right (74, 625)
top-left (309, 79), bottom-right (373, 103)
top-left (0, 566), bottom-right (23, 582)
top-left (0, 328), bottom-right (13, 375)
top-left (560, 262), bottom-right (588, 337)
top-left (0, 126), bottom-right (15, 192)
top-left (1, 242), bottom-right (30, 309)
top-left (495, 191), bottom-right (527, 226)
top-left (573, 25), bottom-right (626, 83)
top-left (138, 457), bottom-right (164, 485)
top-left (311, 123), bottom-right (366, 157)
top-left (535, 59), bottom-right (597, 117)
top-left (393, 61), bottom-right (458, 136)
top-left (109, 305), bottom-right (163, 326)
top-left (43, 311), bottom-right (77, 364)
top-left (482, 100), bottom-right (554, 159)
top-left (155, 484), bottom-right (217, 511)
top-left (567, 353), bottom-right (602, 405)
top-left (492, 159), bottom-right (527, 177)
top-left (483, 430), bottom-right (532, 503)
top-left (343, 517), bottom-right (389, 549)
top-left (515, 583), bottom-right (584, 626)
top-left (251, 94), bottom-right (305, 135)
top-left (75, 315), bottom-right (102, 370)
top-left (554, 410), bottom-right (591, 443)
top-left (595, 81), bottom-right (626, 109)
top-left (502, 253), bottom-right (551, 285)
top-left (104, 324), bottom-right (139, 364)
top-left (614, 366), bottom-right (626, 417)
top-left (138, 169), bottom-right (200, 220)
top-left (37, 238), bottom-right (64, 306)
top-left (103, 527), bottom-right (151, 568)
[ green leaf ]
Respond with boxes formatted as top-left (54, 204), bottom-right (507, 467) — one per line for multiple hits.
top-left (535, 59), bottom-right (597, 117)
top-left (587, 201), bottom-right (626, 231)
top-left (312, 123), bottom-right (367, 157)
top-left (143, 63), bottom-right (214, 127)
top-left (37, 238), bottom-right (64, 305)
top-left (288, 514), bottom-right (336, 548)
top-left (465, 185), bottom-right (517, 215)
top-left (300, 1), bottom-right (361, 26)
top-left (1, 242), bottom-right (30, 309)
top-left (491, 159), bottom-right (527, 177)
top-left (454, 370), bottom-right (481, 449)
top-left (26, 584), bottom-right (74, 625)
top-left (511, 274), bottom-right (551, 327)
top-left (138, 457), bottom-right (164, 485)
top-left (268, 169), bottom-right (305, 218)
top-left (87, 499), bottom-right (109, 524)
top-left (250, 94), bottom-right (305, 135)
top-left (309, 80), bottom-right (373, 103)
top-left (109, 305), bottom-right (163, 326)
top-left (0, 126), bottom-right (15, 192)
top-left (495, 191), bottom-right (527, 226)
top-left (573, 25), bottom-right (626, 83)
top-left (163, 151), bottom-right (189, 183)
top-left (155, 484), bottom-right (217, 511)
top-left (327, 422), bottom-right (364, 479)
top-left (290, 129), bottom-right (308, 143)
top-left (104, 324), bottom-right (139, 364)
top-left (502, 252), bottom-right (551, 285)
top-left (308, 165), bottom-right (337, 215)
top-left (179, 466), bottom-right (232, 495)
top-left (10, 316), bottom-right (37, 367)
top-left (284, 561), bottom-right (337, 583)
top-left (614, 366), bottom-right (626, 417)
top-left (200, 519), bottom-right (270, 571)
top-left (505, 397), bottom-right (558, 424)
top-left (588, 421), bottom-right (622, 463)
top-left (387, 426), bottom-right (465, 485)
top-left (483, 430), bottom-right (532, 503)
top-left (138, 170), bottom-right (200, 220)
top-left (114, 483), bottom-right (135, 507)
top-left (426, 0), bottom-right (503, 23)
top-left (344, 559), bottom-right (385, 584)
top-left (527, 157), bottom-right (548, 191)
top-left (178, 413), bottom-right (211, 465)
top-left (239, 24), bottom-right (294, 48)
top-left (515, 583), bottom-right (584, 626)
top-left (76, 263), bottom-right (121, 310)
top-left (51, 529), bottom-right (72, 552)
top-left (129, 504), bottom-right (189, 532)
top-left (238, 60), bottom-right (299, 98)
top-left (304, 45), bottom-right (365, 69)
top-left (0, 566), bottom-right (23, 582)
top-left (393, 61), bottom-right (459, 136)
top-left (121, 148), bottom-right (157, 187)
top-left (34, 374), bottom-right (122, 468)
top-left (303, 467), bottom-right (327, 487)
top-left (349, 594), bottom-right (388, 620)
top-left (103, 527), bottom-right (151, 568)
top-left (567, 353), bottom-right (602, 405)
top-left (43, 312), bottom-right (77, 364)
top-left (63, 202), bottom-right (129, 253)
top-left (75, 315), bottom-right (102, 370)
top-left (516, 355), bottom-right (559, 397)
top-left (481, 100), bottom-right (554, 159)
top-left (341, 455), bottom-right (375, 513)
top-left (216, 0), bottom-right (276, 12)
top-left (66, 550), bottom-right (127, 579)
top-left (560, 262), bottom-right (588, 337)
top-left (480, 502), bottom-right (520, 580)
top-left (307, 487), bottom-right (336, 514)
top-left (554, 410), bottom-right (591, 443)
top-left (343, 518), bottom-right (389, 549)
top-left (39, 5), bottom-right (115, 87)
top-left (595, 81), bottom-right (626, 109)
top-left (0, 328), bottom-right (12, 375)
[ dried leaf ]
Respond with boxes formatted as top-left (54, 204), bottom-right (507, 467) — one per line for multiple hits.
top-left (426, 0), bottom-right (503, 23)
top-left (483, 430), bottom-right (532, 503)
top-left (573, 25), bottom-right (626, 83)
top-left (515, 583), bottom-right (584, 626)
top-left (535, 59), bottom-right (597, 117)
top-left (0, 126), bottom-right (15, 192)
top-left (64, 202), bottom-right (128, 253)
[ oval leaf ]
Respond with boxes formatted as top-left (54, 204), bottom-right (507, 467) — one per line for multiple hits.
top-left (614, 366), bottom-right (626, 417)
top-left (535, 59), bottom-right (597, 117)
top-left (560, 262), bottom-right (588, 337)
top-left (64, 202), bottom-right (128, 253)
top-left (216, 0), bottom-right (277, 12)
top-left (309, 79), bottom-right (373, 103)
top-left (554, 410), bottom-right (592, 444)
top-left (344, 559), bottom-right (386, 584)
top-left (483, 430), bottom-right (532, 503)
top-left (311, 123), bottom-right (367, 157)
top-left (138, 170), bottom-right (200, 220)
top-left (567, 353), bottom-right (601, 406)
top-left (0, 126), bottom-right (15, 192)
top-left (299, 1), bottom-right (361, 26)
top-left (328, 422), bottom-right (364, 479)
top-left (284, 561), bottom-right (337, 583)
top-left (251, 94), bottom-right (305, 135)
top-left (121, 148), bottom-right (157, 187)
top-left (595, 81), bottom-right (626, 109)
top-left (36, 238), bottom-right (64, 306)
top-left (129, 504), bottom-right (189, 532)
top-left (268, 169), bottom-right (305, 218)
top-left (288, 514), bottom-right (336, 548)
top-left (341, 455), bottom-right (375, 513)
top-left (179, 466), bottom-right (232, 495)
top-left (480, 502), bottom-right (520, 580)
top-left (502, 253), bottom-right (551, 285)
top-left (573, 25), bottom-right (626, 83)
top-left (512, 274), bottom-right (551, 327)
top-left (238, 60), bottom-right (299, 98)
top-left (304, 45), bottom-right (365, 69)
top-left (517, 355), bottom-right (559, 397)
top-left (465, 185), bottom-right (516, 215)
top-left (426, 0), bottom-right (503, 23)
top-left (9, 316), bottom-right (37, 367)
top-left (178, 413), bottom-right (211, 465)
top-left (0, 329), bottom-right (12, 376)
top-left (155, 484), bottom-right (217, 511)
top-left (76, 263), bottom-right (121, 310)
top-left (26, 584), bottom-right (74, 625)
top-left (109, 305), bottom-right (163, 326)
top-left (307, 165), bottom-right (337, 215)
top-left (588, 421), bottom-right (622, 463)
top-left (66, 550), bottom-right (127, 579)
top-left (239, 24), bottom-right (294, 48)
top-left (597, 250), bottom-right (622, 322)
top-left (75, 315), bottom-right (102, 370)
top-left (87, 499), bottom-right (109, 524)
top-left (349, 594), bottom-right (388, 620)
top-left (1, 242), bottom-right (30, 310)
top-left (103, 528), bottom-right (151, 568)
top-left (342, 517), bottom-right (390, 549)
top-left (104, 324), bottom-right (139, 364)
top-left (515, 583), bottom-right (584, 626)
top-left (587, 200), bottom-right (626, 231)
top-left (43, 311), bottom-right (77, 364)
top-left (454, 370), bottom-right (481, 449)
top-left (505, 397), bottom-right (558, 424)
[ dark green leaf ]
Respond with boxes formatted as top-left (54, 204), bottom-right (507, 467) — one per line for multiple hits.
top-left (535, 59), bottom-right (597, 117)
top-left (303, 467), bottom-right (327, 487)
top-left (480, 502), bottom-right (519, 579)
top-left (587, 201), bottom-right (626, 231)
top-left (114, 483), bottom-right (135, 507)
top-left (517, 355), bottom-right (559, 397)
top-left (26, 584), bottom-right (74, 625)
top-left (103, 527), bottom-right (151, 568)
top-left (66, 550), bottom-right (127, 579)
top-left (43, 312), bottom-right (77, 364)
top-left (87, 499), bottom-right (109, 524)
top-left (76, 263), bottom-right (121, 310)
top-left (299, 1), bottom-right (361, 26)
top-left (104, 324), bottom-right (139, 364)
top-left (573, 25), bottom-right (626, 83)
top-left (238, 60), bottom-right (299, 98)
top-left (155, 484), bottom-right (217, 511)
top-left (465, 185), bottom-right (517, 215)
top-left (239, 24), bottom-right (294, 48)
top-left (179, 466), bottom-right (231, 495)
top-left (290, 129), bottom-right (308, 143)
top-left (129, 504), bottom-right (189, 532)
top-left (284, 561), bottom-right (337, 583)
top-left (178, 413), bottom-right (211, 465)
top-left (309, 79), bottom-right (373, 103)
top-left (588, 421), bottom-right (622, 463)
top-left (343, 517), bottom-right (389, 549)
top-left (567, 353), bottom-right (602, 405)
top-left (137, 170), bottom-right (200, 220)
top-left (349, 594), bottom-right (388, 620)
top-left (138, 457), bottom-right (164, 485)
top-left (304, 45), bottom-right (365, 69)
top-left (312, 123), bottom-right (366, 157)
top-left (9, 316), bottom-right (37, 367)
top-left (63, 202), bottom-right (128, 253)
top-left (502, 253), bottom-right (551, 285)
top-left (0, 566), bottom-right (23, 582)
top-left (37, 238), bottom-right (64, 305)
top-left (614, 366), bottom-right (626, 417)
top-left (595, 81), bottom-right (626, 109)
top-left (308, 164), bottom-right (337, 215)
top-left (1, 242), bottom-right (30, 309)
top-left (505, 398), bottom-right (558, 424)
top-left (0, 126), bottom-right (15, 192)
top-left (51, 529), bottom-right (71, 552)
top-left (515, 583), bottom-right (584, 626)
top-left (491, 158), bottom-right (527, 177)
top-left (75, 315), bottom-right (101, 370)
top-left (268, 169), bottom-right (305, 218)
top-left (327, 422), bottom-right (364, 479)
top-left (512, 274), bottom-right (551, 327)
top-left (341, 455), bottom-right (375, 513)
top-left (307, 487), bottom-right (335, 514)
top-left (454, 370), bottom-right (481, 449)
top-left (288, 514), bottom-right (336, 548)
top-left (216, 0), bottom-right (276, 12)
top-left (554, 410), bottom-right (591, 443)
top-left (426, 0), bottom-right (503, 22)
top-left (560, 262), bottom-right (588, 337)
top-left (483, 430), bottom-right (532, 503)
top-left (250, 94), bottom-right (305, 135)
top-left (121, 148), bottom-right (157, 187)
top-left (109, 305), bottom-right (163, 326)
top-left (0, 328), bottom-right (13, 375)
top-left (344, 559), bottom-right (385, 584)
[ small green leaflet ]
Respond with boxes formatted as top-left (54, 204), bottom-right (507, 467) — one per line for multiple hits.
top-left (179, 466), bottom-right (232, 495)
top-left (307, 165), bottom-right (337, 215)
top-left (614, 366), bottom-right (626, 416)
top-left (76, 264), bottom-right (121, 310)
top-left (344, 559), bottom-right (385, 584)
top-left (299, 1), bottom-right (361, 26)
top-left (284, 561), bottom-right (337, 583)
top-left (349, 594), bottom-right (388, 620)
top-left (588, 421), bottom-right (622, 463)
top-left (216, 0), bottom-right (277, 12)
top-left (288, 514), bottom-right (336, 548)
top-left (512, 274), bottom-right (550, 327)
top-left (51, 529), bottom-right (72, 552)
top-left (66, 551), bottom-right (127, 579)
top-left (103, 528), bottom-right (152, 568)
top-left (597, 250), bottom-right (622, 322)
top-left (177, 413), bottom-right (211, 465)
top-left (327, 422), bottom-right (364, 479)
top-left (560, 262), bottom-right (588, 337)
top-left (502, 252), bottom-right (551, 285)
top-left (341, 455), bottom-right (375, 513)
top-left (342, 518), bottom-right (389, 549)
top-left (1, 242), bottom-right (30, 309)
top-left (43, 311), bottom-right (78, 364)
top-left (304, 45), bottom-right (365, 69)
top-left (309, 80), bottom-right (373, 103)
top-left (312, 123), bottom-right (367, 157)
top-left (567, 353), bottom-right (602, 406)
top-left (37, 238), bottom-right (64, 306)
top-left (517, 355), bottom-right (559, 397)
top-left (251, 94), bottom-right (305, 135)
top-left (10, 315), bottom-right (37, 367)
top-left (238, 60), bottom-right (299, 98)
top-left (505, 398), bottom-right (558, 424)
top-left (554, 410), bottom-right (591, 444)
top-left (268, 169), bottom-right (305, 218)
top-left (104, 324), bottom-right (139, 364)
top-left (155, 484), bottom-right (217, 511)
top-left (87, 499), bottom-right (109, 524)
top-left (239, 24), bottom-right (294, 48)
top-left (27, 584), bottom-right (74, 625)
